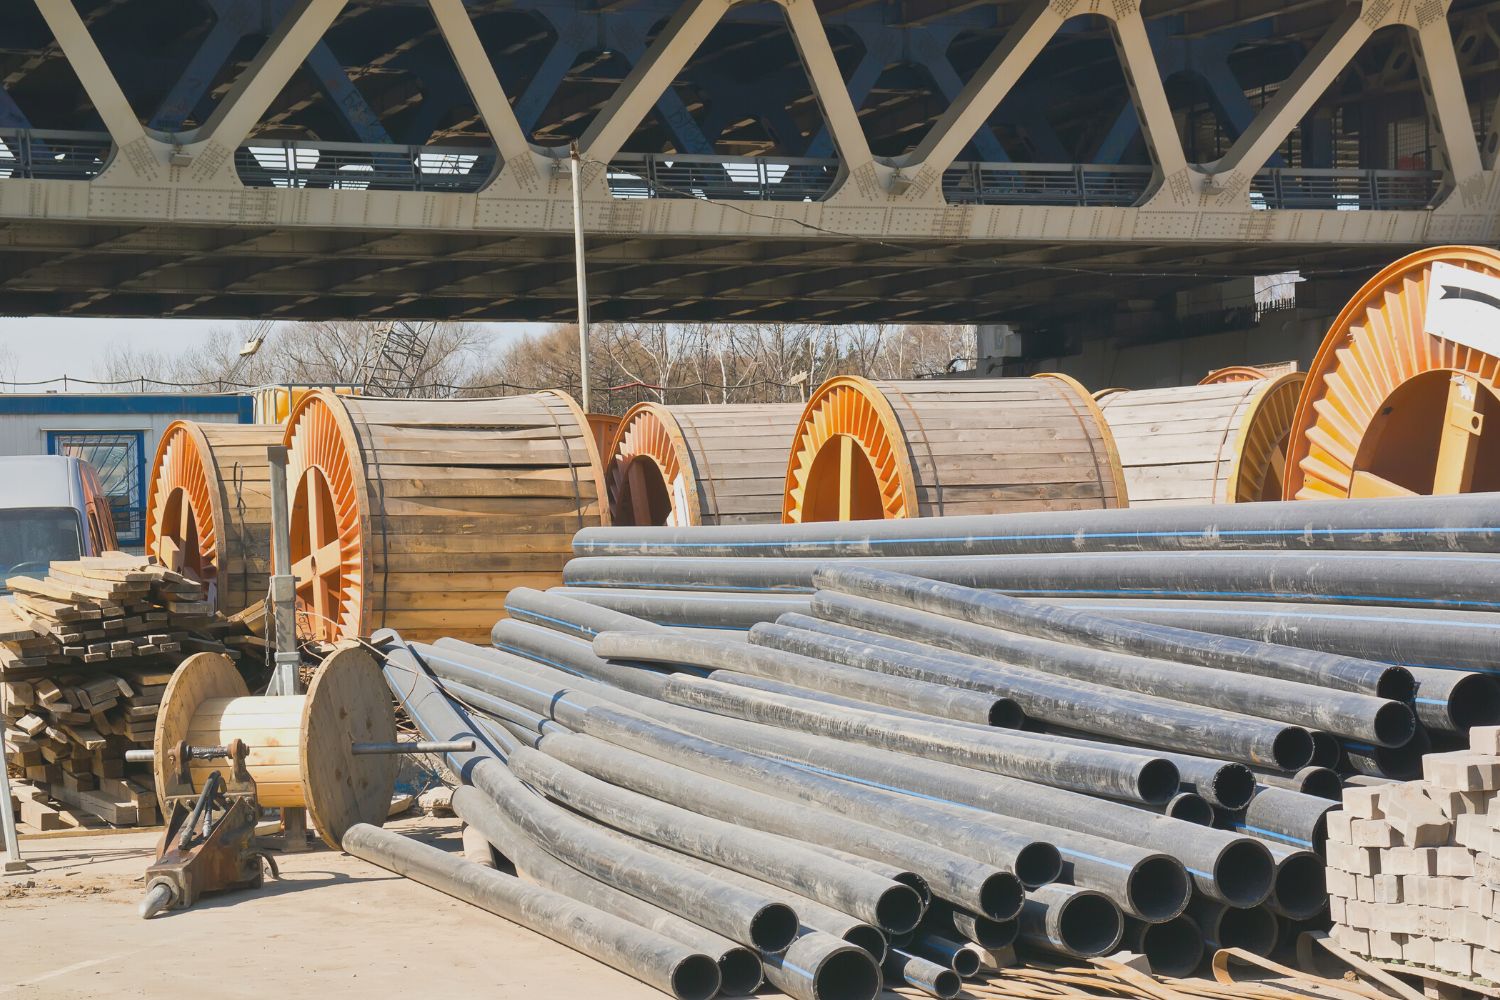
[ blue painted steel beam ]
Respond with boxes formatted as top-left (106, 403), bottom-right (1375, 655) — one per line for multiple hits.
top-left (0, 88), bottom-right (29, 130)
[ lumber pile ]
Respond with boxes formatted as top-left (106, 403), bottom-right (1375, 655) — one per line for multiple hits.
top-left (1327, 725), bottom-right (1500, 987)
top-left (0, 555), bottom-right (244, 827)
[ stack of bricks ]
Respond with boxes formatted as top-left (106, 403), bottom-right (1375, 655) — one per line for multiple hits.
top-left (1326, 726), bottom-right (1500, 985)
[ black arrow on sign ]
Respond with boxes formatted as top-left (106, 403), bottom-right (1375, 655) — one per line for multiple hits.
top-left (1441, 285), bottom-right (1500, 311)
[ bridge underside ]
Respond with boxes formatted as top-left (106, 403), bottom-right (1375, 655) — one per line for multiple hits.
top-left (0, 0), bottom-right (1496, 328)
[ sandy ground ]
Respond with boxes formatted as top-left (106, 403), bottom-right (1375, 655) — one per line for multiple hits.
top-left (1, 815), bottom-right (666, 1000)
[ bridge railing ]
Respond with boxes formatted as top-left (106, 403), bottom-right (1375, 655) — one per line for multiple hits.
top-left (606, 153), bottom-right (838, 201)
top-left (232, 139), bottom-right (498, 192)
top-left (0, 129), bottom-right (112, 180)
top-left (0, 130), bottom-right (1450, 213)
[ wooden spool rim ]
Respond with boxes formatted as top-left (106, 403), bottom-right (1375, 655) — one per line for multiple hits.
top-left (781, 375), bottom-right (920, 523)
top-left (145, 421), bottom-right (220, 583)
top-left (154, 647), bottom-right (396, 851)
top-left (1284, 245), bottom-right (1500, 499)
top-left (1223, 371), bottom-right (1307, 503)
top-left (1032, 372), bottom-right (1130, 508)
top-left (283, 389), bottom-right (369, 642)
top-left (542, 389), bottom-right (612, 528)
top-left (1201, 366), bottom-right (1272, 385)
top-left (606, 402), bottom-right (700, 526)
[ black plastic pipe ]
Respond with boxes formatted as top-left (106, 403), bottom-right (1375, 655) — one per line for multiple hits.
top-left (1187, 897), bottom-right (1278, 957)
top-left (454, 787), bottom-right (764, 995)
top-left (419, 642), bottom-right (1056, 901)
top-left (1251, 838), bottom-right (1328, 921)
top-left (710, 670), bottom-right (1026, 733)
top-left (561, 550), bottom-right (1500, 613)
top-left (910, 934), bottom-right (982, 977)
top-left (506, 586), bottom-right (671, 639)
top-left (432, 630), bottom-right (1270, 909)
top-left (1016, 729), bottom-right (1257, 812)
top-left (754, 615), bottom-right (1312, 769)
top-left (1123, 916), bottom-right (1204, 978)
top-left (1158, 793), bottom-right (1215, 826)
top-left (1307, 731), bottom-right (1343, 769)
top-left (342, 823), bottom-right (720, 1000)
top-left (1407, 666), bottom-right (1500, 733)
top-left (1251, 767), bottom-right (1343, 801)
top-left (817, 565), bottom-right (1414, 700)
top-left (553, 586), bottom-right (812, 630)
top-left (926, 903), bottom-right (1018, 951)
top-left (1019, 885), bottom-right (1125, 959)
top-left (374, 635), bottom-right (800, 954)
top-left (507, 744), bottom-right (924, 934)
top-left (660, 672), bottom-right (1175, 804)
top-left (884, 950), bottom-right (960, 999)
top-left (804, 583), bottom-right (1415, 749)
top-left (1233, 786), bottom-right (1336, 853)
top-left (760, 932), bottom-right (883, 1000)
top-left (594, 629), bottom-right (1022, 728)
top-left (571, 493), bottom-right (1500, 557)
top-left (537, 728), bottom-right (1018, 922)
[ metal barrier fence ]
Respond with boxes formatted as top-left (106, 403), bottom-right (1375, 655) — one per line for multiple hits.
top-left (0, 129), bottom-right (112, 180)
top-left (606, 153), bottom-right (838, 201)
top-left (233, 140), bottom-right (498, 192)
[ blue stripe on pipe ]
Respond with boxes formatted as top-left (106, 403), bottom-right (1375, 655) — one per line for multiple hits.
top-left (1068, 604), bottom-right (1500, 631)
top-left (1234, 823), bottom-right (1314, 849)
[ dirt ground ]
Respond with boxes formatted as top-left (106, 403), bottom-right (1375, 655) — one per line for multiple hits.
top-left (0, 815), bottom-right (666, 1000)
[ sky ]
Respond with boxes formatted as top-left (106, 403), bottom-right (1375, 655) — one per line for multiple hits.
top-left (0, 318), bottom-right (538, 386)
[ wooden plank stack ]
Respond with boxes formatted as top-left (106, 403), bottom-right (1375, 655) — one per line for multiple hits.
top-left (0, 555), bottom-right (241, 828)
top-left (1326, 725), bottom-right (1500, 988)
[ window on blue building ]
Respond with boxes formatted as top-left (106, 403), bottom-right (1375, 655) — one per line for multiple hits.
top-left (48, 431), bottom-right (145, 547)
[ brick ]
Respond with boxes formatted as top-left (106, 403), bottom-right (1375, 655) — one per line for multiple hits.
top-left (1332, 925), bottom-right (1369, 955)
top-left (1470, 725), bottom-right (1500, 756)
top-left (1401, 934), bottom-right (1435, 967)
top-left (1373, 873), bottom-right (1403, 903)
top-left (1326, 867), bottom-right (1356, 899)
top-left (1456, 878), bottom-right (1482, 912)
top-left (1381, 847), bottom-right (1437, 876)
top-left (1329, 896), bottom-right (1346, 923)
top-left (1324, 809), bottom-right (1354, 844)
top-left (1354, 874), bottom-right (1375, 901)
top-left (1434, 938), bottom-right (1474, 978)
top-left (1457, 813), bottom-right (1492, 850)
top-left (1350, 819), bottom-right (1397, 848)
top-left (1342, 786), bottom-right (1386, 819)
top-left (1367, 929), bottom-right (1403, 961)
top-left (1408, 875), bottom-right (1454, 908)
top-left (1328, 840), bottom-right (1381, 875)
top-left (1461, 908), bottom-right (1489, 947)
top-left (1476, 946), bottom-right (1500, 983)
top-left (1424, 752), bottom-right (1500, 792)
top-left (1344, 899), bottom-right (1373, 928)
top-left (1438, 846), bottom-right (1478, 878)
top-left (1433, 789), bottom-right (1488, 820)
top-left (1479, 853), bottom-right (1500, 887)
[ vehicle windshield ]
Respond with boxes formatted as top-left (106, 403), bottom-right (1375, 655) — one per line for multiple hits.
top-left (0, 508), bottom-right (82, 586)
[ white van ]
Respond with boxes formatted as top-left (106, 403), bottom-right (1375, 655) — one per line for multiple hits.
top-left (0, 455), bottom-right (118, 589)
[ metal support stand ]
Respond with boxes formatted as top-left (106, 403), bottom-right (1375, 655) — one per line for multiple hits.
top-left (569, 142), bottom-right (592, 412)
top-left (264, 445), bottom-right (310, 852)
top-left (1, 761), bottom-right (32, 875)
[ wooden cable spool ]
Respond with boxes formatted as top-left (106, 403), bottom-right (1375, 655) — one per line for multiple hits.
top-left (781, 375), bottom-right (1127, 523)
top-left (606, 402), bottom-right (804, 526)
top-left (587, 413), bottom-right (622, 463)
top-left (1096, 373), bottom-right (1307, 506)
top-left (1285, 246), bottom-right (1500, 500)
top-left (282, 389), bottom-right (607, 644)
top-left (144, 421), bottom-right (283, 616)
top-left (154, 647), bottom-right (396, 850)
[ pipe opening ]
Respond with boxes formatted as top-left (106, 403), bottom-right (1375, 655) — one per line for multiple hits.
top-left (843, 924), bottom-right (888, 962)
top-left (1271, 728), bottom-right (1315, 770)
top-left (1215, 905), bottom-right (1277, 956)
top-left (614, 456), bottom-right (675, 527)
top-left (1057, 892), bottom-right (1124, 957)
top-left (1307, 731), bottom-right (1343, 769)
top-left (1297, 768), bottom-right (1344, 801)
top-left (949, 945), bottom-right (981, 978)
top-left (1137, 759), bottom-right (1181, 805)
top-left (1376, 667), bottom-right (1417, 704)
top-left (751, 903), bottom-right (801, 953)
top-left (802, 434), bottom-right (886, 523)
top-left (876, 885), bottom-right (925, 935)
top-left (1368, 726), bottom-right (1430, 779)
top-left (988, 698), bottom-right (1028, 729)
top-left (1212, 840), bottom-right (1275, 909)
top-left (893, 871), bottom-right (932, 906)
top-left (1015, 842), bottom-right (1064, 889)
top-left (956, 912), bottom-right (1018, 950)
top-left (671, 953), bottom-right (723, 1000)
top-left (812, 947), bottom-right (882, 1000)
top-left (1165, 794), bottom-right (1214, 826)
top-left (928, 968), bottom-right (961, 999)
top-left (718, 948), bottom-right (765, 996)
top-left (1445, 674), bottom-right (1500, 731)
top-left (1209, 765), bottom-right (1257, 812)
top-left (979, 872), bottom-right (1025, 922)
top-left (1140, 916), bottom-right (1205, 978)
top-left (1272, 852), bottom-right (1329, 920)
top-left (1128, 856), bottom-right (1191, 924)
top-left (1374, 702), bottom-right (1418, 748)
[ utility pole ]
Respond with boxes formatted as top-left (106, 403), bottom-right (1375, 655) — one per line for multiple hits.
top-left (570, 142), bottom-right (592, 412)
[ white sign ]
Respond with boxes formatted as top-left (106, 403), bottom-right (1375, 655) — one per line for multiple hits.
top-left (1425, 261), bottom-right (1500, 357)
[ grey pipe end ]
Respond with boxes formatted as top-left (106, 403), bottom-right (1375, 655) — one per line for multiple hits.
top-left (670, 953), bottom-right (723, 1000)
top-left (1270, 851), bottom-right (1329, 921)
top-left (1375, 666), bottom-right (1417, 703)
top-left (1054, 890), bottom-right (1125, 958)
top-left (718, 948), bottom-right (765, 996)
top-left (1374, 701), bottom-right (1418, 748)
top-left (1138, 759), bottom-right (1181, 805)
top-left (1128, 855), bottom-right (1192, 924)
top-left (1136, 915), bottom-right (1204, 978)
top-left (876, 885), bottom-right (926, 936)
top-left (1445, 673), bottom-right (1500, 731)
top-left (1211, 839), bottom-right (1275, 909)
top-left (1015, 842), bottom-right (1065, 889)
top-left (842, 924), bottom-right (888, 963)
top-left (751, 903), bottom-right (801, 953)
top-left (1271, 728), bottom-right (1316, 771)
top-left (1207, 765), bottom-right (1257, 812)
top-left (980, 872), bottom-right (1025, 922)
